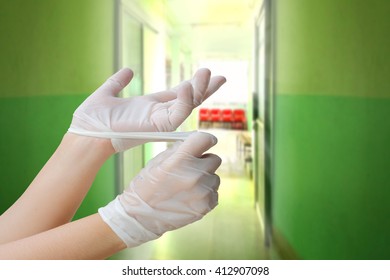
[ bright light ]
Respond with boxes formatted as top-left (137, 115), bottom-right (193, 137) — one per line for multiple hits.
top-left (198, 60), bottom-right (249, 107)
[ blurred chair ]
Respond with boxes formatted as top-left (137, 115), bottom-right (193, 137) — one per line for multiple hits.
top-left (210, 108), bottom-right (222, 128)
top-left (199, 108), bottom-right (211, 128)
top-left (232, 109), bottom-right (247, 130)
top-left (221, 108), bottom-right (233, 129)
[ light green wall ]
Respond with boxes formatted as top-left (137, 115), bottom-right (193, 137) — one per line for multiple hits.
top-left (273, 0), bottom-right (390, 259)
top-left (0, 0), bottom-right (116, 218)
top-left (0, 0), bottom-right (115, 97)
top-left (275, 0), bottom-right (390, 98)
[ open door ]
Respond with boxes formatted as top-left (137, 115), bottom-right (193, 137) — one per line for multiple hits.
top-left (115, 5), bottom-right (145, 192)
top-left (114, 1), bottom-right (167, 193)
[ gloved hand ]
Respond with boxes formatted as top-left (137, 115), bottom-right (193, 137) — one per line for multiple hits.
top-left (98, 132), bottom-right (221, 247)
top-left (69, 68), bottom-right (226, 152)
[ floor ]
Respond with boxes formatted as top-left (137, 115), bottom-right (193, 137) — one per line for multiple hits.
top-left (110, 129), bottom-right (268, 260)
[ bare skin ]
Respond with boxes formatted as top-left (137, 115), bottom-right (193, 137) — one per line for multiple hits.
top-left (0, 133), bottom-right (125, 259)
top-left (0, 68), bottom-right (226, 259)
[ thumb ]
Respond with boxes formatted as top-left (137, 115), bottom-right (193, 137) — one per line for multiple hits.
top-left (167, 81), bottom-right (194, 129)
top-left (175, 132), bottom-right (217, 158)
top-left (95, 68), bottom-right (134, 97)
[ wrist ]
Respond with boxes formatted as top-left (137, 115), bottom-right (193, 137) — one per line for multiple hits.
top-left (64, 132), bottom-right (116, 158)
top-left (93, 213), bottom-right (128, 252)
top-left (98, 198), bottom-right (160, 248)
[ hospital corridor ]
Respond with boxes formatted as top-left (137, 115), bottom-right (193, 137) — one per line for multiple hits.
top-left (1, 0), bottom-right (390, 260)
top-left (111, 129), bottom-right (267, 260)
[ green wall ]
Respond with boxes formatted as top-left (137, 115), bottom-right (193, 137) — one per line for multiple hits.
top-left (0, 0), bottom-right (116, 219)
top-left (273, 0), bottom-right (390, 259)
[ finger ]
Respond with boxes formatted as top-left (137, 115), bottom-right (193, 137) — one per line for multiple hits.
top-left (147, 79), bottom-right (192, 103)
top-left (148, 142), bottom-right (181, 165)
top-left (203, 75), bottom-right (226, 101)
top-left (199, 174), bottom-right (220, 193)
top-left (96, 68), bottom-right (134, 97)
top-left (200, 153), bottom-right (222, 173)
top-left (147, 89), bottom-right (177, 102)
top-left (175, 132), bottom-right (217, 158)
top-left (188, 174), bottom-right (220, 213)
top-left (167, 81), bottom-right (194, 129)
top-left (191, 68), bottom-right (211, 106)
top-left (209, 188), bottom-right (219, 210)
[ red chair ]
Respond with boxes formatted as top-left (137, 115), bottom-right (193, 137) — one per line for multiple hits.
top-left (221, 108), bottom-right (233, 129)
top-left (199, 108), bottom-right (210, 122)
top-left (233, 109), bottom-right (246, 130)
top-left (198, 108), bottom-right (210, 128)
top-left (221, 109), bottom-right (233, 122)
top-left (210, 108), bottom-right (222, 123)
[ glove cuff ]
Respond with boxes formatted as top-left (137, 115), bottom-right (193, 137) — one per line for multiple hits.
top-left (98, 197), bottom-right (160, 248)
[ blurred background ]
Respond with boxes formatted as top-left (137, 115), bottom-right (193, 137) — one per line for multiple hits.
top-left (1, 0), bottom-right (390, 260)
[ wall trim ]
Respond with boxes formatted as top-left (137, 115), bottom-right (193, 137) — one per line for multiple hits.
top-left (272, 227), bottom-right (300, 260)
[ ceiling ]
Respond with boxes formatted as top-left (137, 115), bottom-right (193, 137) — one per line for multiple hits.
top-left (124, 0), bottom-right (259, 61)
top-left (163, 0), bottom-right (257, 60)
top-left (164, 0), bottom-right (256, 26)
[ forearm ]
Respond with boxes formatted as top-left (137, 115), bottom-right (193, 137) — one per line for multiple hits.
top-left (0, 214), bottom-right (126, 260)
top-left (0, 133), bottom-right (115, 244)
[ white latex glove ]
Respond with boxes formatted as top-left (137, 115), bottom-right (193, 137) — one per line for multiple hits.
top-left (69, 68), bottom-right (226, 152)
top-left (98, 132), bottom-right (221, 247)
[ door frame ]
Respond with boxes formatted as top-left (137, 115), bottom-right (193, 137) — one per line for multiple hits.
top-left (254, 0), bottom-right (275, 249)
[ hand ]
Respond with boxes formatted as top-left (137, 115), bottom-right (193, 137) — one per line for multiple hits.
top-left (69, 68), bottom-right (226, 152)
top-left (98, 132), bottom-right (221, 247)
